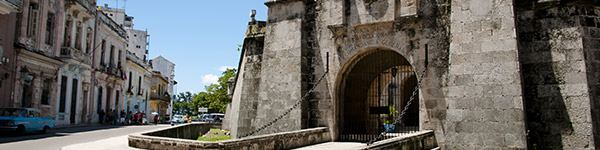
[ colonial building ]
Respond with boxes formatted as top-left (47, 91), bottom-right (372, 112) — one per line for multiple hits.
top-left (149, 71), bottom-right (169, 123)
top-left (55, 0), bottom-right (96, 125)
top-left (0, 0), bottom-right (22, 107)
top-left (124, 51), bottom-right (150, 115)
top-left (100, 5), bottom-right (152, 120)
top-left (90, 8), bottom-right (126, 123)
top-left (149, 55), bottom-right (175, 116)
top-left (13, 0), bottom-right (64, 118)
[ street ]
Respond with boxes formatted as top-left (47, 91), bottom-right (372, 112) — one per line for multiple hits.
top-left (0, 124), bottom-right (170, 150)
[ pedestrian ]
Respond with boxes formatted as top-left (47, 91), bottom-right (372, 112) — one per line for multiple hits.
top-left (107, 109), bottom-right (114, 125)
top-left (134, 112), bottom-right (139, 124)
top-left (120, 110), bottom-right (126, 125)
top-left (113, 109), bottom-right (117, 125)
top-left (154, 114), bottom-right (158, 125)
top-left (126, 111), bottom-right (132, 125)
top-left (98, 109), bottom-right (105, 124)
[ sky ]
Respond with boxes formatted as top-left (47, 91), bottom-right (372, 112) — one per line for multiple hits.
top-left (97, 0), bottom-right (268, 94)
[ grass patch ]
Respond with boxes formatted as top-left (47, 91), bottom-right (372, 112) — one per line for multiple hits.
top-left (197, 128), bottom-right (231, 142)
top-left (197, 136), bottom-right (231, 141)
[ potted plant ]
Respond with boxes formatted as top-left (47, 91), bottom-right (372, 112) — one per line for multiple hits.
top-left (384, 106), bottom-right (398, 132)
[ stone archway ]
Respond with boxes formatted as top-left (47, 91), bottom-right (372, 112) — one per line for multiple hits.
top-left (336, 48), bottom-right (420, 142)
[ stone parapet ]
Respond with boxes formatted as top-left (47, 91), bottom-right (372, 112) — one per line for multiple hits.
top-left (364, 130), bottom-right (438, 150)
top-left (128, 125), bottom-right (331, 150)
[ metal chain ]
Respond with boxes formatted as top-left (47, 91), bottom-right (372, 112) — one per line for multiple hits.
top-left (367, 65), bottom-right (428, 145)
top-left (238, 72), bottom-right (328, 138)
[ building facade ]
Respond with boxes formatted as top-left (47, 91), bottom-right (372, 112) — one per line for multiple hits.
top-left (13, 0), bottom-right (65, 119)
top-left (90, 9), bottom-right (126, 123)
top-left (229, 0), bottom-right (600, 149)
top-left (55, 0), bottom-right (96, 125)
top-left (149, 56), bottom-right (174, 118)
top-left (149, 71), bottom-right (168, 123)
top-left (0, 0), bottom-right (22, 108)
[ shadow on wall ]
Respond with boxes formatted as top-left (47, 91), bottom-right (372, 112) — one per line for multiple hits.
top-left (515, 5), bottom-right (575, 149)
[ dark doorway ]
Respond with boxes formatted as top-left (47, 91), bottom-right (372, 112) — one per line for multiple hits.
top-left (21, 83), bottom-right (33, 108)
top-left (105, 87), bottom-right (112, 112)
top-left (59, 76), bottom-right (67, 112)
top-left (115, 90), bottom-right (119, 111)
top-left (338, 49), bottom-right (420, 142)
top-left (70, 78), bottom-right (78, 124)
top-left (97, 86), bottom-right (103, 113)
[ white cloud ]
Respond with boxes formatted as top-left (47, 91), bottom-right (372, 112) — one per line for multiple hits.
top-left (202, 74), bottom-right (219, 84)
top-left (218, 66), bottom-right (235, 72)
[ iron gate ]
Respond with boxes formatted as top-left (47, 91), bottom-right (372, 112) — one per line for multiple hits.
top-left (339, 50), bottom-right (420, 142)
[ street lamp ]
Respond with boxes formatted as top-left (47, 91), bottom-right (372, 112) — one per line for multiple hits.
top-left (227, 77), bottom-right (235, 98)
top-left (19, 66), bottom-right (29, 79)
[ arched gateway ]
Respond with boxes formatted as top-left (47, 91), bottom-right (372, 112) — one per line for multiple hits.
top-left (337, 48), bottom-right (420, 142)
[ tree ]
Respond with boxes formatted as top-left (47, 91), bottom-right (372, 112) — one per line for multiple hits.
top-left (174, 68), bottom-right (237, 115)
top-left (204, 68), bottom-right (236, 113)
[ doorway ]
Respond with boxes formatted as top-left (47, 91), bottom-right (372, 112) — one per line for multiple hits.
top-left (337, 49), bottom-right (420, 142)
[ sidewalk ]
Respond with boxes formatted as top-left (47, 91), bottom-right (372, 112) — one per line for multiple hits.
top-left (60, 135), bottom-right (136, 150)
top-left (54, 123), bottom-right (104, 130)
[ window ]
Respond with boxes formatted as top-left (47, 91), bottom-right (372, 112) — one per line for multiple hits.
top-left (75, 22), bottom-right (82, 50)
top-left (41, 79), bottom-right (51, 105)
top-left (136, 45), bottom-right (141, 49)
top-left (101, 40), bottom-right (106, 65)
top-left (128, 72), bottom-right (132, 93)
top-left (27, 3), bottom-right (39, 38)
top-left (118, 50), bottom-right (122, 67)
top-left (138, 76), bottom-right (142, 94)
top-left (63, 19), bottom-right (72, 47)
top-left (109, 45), bottom-right (114, 66)
top-left (86, 28), bottom-right (92, 53)
top-left (59, 76), bottom-right (68, 113)
top-left (45, 12), bottom-right (55, 45)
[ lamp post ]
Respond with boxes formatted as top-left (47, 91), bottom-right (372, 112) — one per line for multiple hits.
top-left (227, 77), bottom-right (235, 98)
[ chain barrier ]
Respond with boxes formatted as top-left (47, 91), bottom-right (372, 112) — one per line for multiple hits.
top-left (238, 72), bottom-right (328, 138)
top-left (366, 65), bottom-right (428, 145)
top-left (238, 53), bottom-right (329, 139)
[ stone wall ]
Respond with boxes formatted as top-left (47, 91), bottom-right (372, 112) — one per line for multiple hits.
top-left (445, 0), bottom-right (528, 149)
top-left (129, 126), bottom-right (331, 150)
top-left (229, 22), bottom-right (265, 138)
top-left (365, 130), bottom-right (438, 150)
top-left (142, 123), bottom-right (219, 140)
top-left (515, 1), bottom-right (599, 149)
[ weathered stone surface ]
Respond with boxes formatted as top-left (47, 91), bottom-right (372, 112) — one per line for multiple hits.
top-left (128, 124), bottom-right (332, 150)
top-left (228, 0), bottom-right (600, 149)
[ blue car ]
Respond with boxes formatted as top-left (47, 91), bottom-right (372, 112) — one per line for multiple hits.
top-left (0, 108), bottom-right (56, 134)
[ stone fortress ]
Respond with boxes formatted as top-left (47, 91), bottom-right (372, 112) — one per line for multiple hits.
top-left (227, 0), bottom-right (600, 149)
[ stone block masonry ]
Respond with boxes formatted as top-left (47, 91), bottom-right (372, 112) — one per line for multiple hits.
top-left (446, 0), bottom-right (527, 149)
top-left (227, 0), bottom-right (600, 149)
top-left (516, 2), bottom-right (599, 149)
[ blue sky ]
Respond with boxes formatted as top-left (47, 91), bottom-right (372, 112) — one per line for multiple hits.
top-left (97, 0), bottom-right (268, 94)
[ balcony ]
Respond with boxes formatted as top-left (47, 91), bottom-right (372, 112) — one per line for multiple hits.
top-left (65, 0), bottom-right (96, 15)
top-left (60, 47), bottom-right (92, 65)
top-left (0, 0), bottom-right (22, 14)
top-left (98, 63), bottom-right (124, 79)
top-left (150, 93), bottom-right (170, 102)
top-left (99, 13), bottom-right (127, 40)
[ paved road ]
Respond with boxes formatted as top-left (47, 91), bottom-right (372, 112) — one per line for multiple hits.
top-left (0, 124), bottom-right (170, 150)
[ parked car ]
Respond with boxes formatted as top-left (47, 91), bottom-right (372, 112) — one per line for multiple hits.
top-left (170, 115), bottom-right (184, 126)
top-left (0, 108), bottom-right (55, 134)
top-left (199, 113), bottom-right (225, 123)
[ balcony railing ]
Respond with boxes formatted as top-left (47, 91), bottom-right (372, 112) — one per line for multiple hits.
top-left (99, 13), bottom-right (127, 40)
top-left (98, 63), bottom-right (124, 79)
top-left (65, 0), bottom-right (96, 14)
top-left (60, 47), bottom-right (92, 65)
top-left (3, 0), bottom-right (22, 9)
top-left (150, 94), bottom-right (170, 102)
